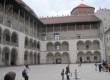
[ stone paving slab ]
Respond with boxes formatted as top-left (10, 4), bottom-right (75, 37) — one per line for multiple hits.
top-left (0, 64), bottom-right (109, 80)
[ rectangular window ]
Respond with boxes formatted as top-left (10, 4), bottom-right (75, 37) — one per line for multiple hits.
top-left (54, 33), bottom-right (59, 40)
top-left (78, 36), bottom-right (80, 39)
top-left (42, 34), bottom-right (46, 40)
top-left (94, 56), bottom-right (97, 60)
top-left (56, 45), bottom-right (60, 50)
top-left (108, 47), bottom-right (109, 51)
top-left (87, 57), bottom-right (90, 60)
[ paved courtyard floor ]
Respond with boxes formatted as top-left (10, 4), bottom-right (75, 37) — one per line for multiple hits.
top-left (0, 64), bottom-right (109, 80)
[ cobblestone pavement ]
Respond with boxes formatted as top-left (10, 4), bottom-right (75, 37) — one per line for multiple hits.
top-left (0, 64), bottom-right (109, 80)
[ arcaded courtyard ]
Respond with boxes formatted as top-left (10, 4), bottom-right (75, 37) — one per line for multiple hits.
top-left (0, 64), bottom-right (109, 80)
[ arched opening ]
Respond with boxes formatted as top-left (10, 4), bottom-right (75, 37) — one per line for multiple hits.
top-left (93, 40), bottom-right (100, 50)
top-left (29, 38), bottom-right (33, 49)
top-left (34, 40), bottom-right (37, 49)
top-left (38, 53), bottom-right (40, 64)
top-left (24, 50), bottom-right (29, 65)
top-left (77, 51), bottom-right (85, 62)
top-left (2, 47), bottom-right (10, 65)
top-left (54, 42), bottom-right (61, 51)
top-left (3, 29), bottom-right (10, 44)
top-left (30, 51), bottom-right (33, 65)
top-left (25, 36), bottom-right (29, 48)
top-left (62, 52), bottom-right (69, 64)
top-left (47, 42), bottom-right (53, 51)
top-left (11, 32), bottom-right (18, 44)
top-left (93, 51), bottom-right (101, 62)
top-left (62, 41), bottom-right (69, 51)
top-left (55, 52), bottom-right (61, 64)
top-left (77, 41), bottom-right (84, 50)
top-left (85, 51), bottom-right (92, 63)
top-left (11, 48), bottom-right (17, 65)
top-left (47, 53), bottom-right (53, 64)
top-left (85, 40), bottom-right (92, 50)
top-left (34, 52), bottom-right (37, 64)
top-left (37, 41), bottom-right (40, 50)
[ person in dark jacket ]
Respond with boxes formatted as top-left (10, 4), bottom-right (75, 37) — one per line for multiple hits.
top-left (61, 69), bottom-right (64, 80)
top-left (66, 64), bottom-right (70, 80)
top-left (98, 63), bottom-right (102, 72)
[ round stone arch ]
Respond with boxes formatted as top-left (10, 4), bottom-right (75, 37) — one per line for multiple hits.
top-left (77, 40), bottom-right (84, 50)
top-left (25, 36), bottom-right (29, 47)
top-left (2, 46), bottom-right (10, 65)
top-left (30, 51), bottom-right (34, 64)
top-left (55, 52), bottom-right (61, 64)
top-left (47, 42), bottom-right (53, 51)
top-left (54, 42), bottom-right (61, 51)
top-left (3, 29), bottom-right (11, 42)
top-left (93, 51), bottom-right (101, 62)
top-left (62, 52), bottom-right (69, 64)
top-left (34, 52), bottom-right (37, 64)
top-left (77, 51), bottom-right (85, 62)
top-left (85, 40), bottom-right (92, 50)
top-left (47, 53), bottom-right (54, 64)
top-left (11, 32), bottom-right (18, 43)
top-left (29, 38), bottom-right (33, 48)
top-left (85, 51), bottom-right (92, 62)
top-left (24, 50), bottom-right (29, 64)
top-left (37, 41), bottom-right (40, 50)
top-left (93, 40), bottom-right (100, 50)
top-left (62, 41), bottom-right (69, 51)
top-left (34, 40), bottom-right (37, 48)
top-left (11, 48), bottom-right (18, 65)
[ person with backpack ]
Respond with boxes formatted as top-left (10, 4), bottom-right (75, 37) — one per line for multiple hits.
top-left (61, 69), bottom-right (64, 80)
top-left (22, 65), bottom-right (30, 80)
top-left (66, 64), bottom-right (70, 80)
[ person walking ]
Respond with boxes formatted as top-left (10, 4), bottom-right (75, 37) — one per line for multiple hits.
top-left (108, 61), bottom-right (110, 75)
top-left (4, 72), bottom-right (16, 80)
top-left (98, 63), bottom-right (102, 72)
top-left (74, 69), bottom-right (77, 79)
top-left (95, 61), bottom-right (97, 71)
top-left (61, 69), bottom-right (64, 80)
top-left (66, 64), bottom-right (70, 80)
top-left (23, 65), bottom-right (30, 80)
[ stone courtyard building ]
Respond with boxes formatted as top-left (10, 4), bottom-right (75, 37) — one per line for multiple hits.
top-left (0, 0), bottom-right (109, 66)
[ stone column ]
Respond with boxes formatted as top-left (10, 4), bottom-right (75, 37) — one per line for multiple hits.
top-left (24, 14), bottom-right (25, 33)
top-left (0, 51), bottom-right (2, 66)
top-left (1, 32), bottom-right (3, 43)
top-left (17, 10), bottom-right (20, 30)
top-left (11, 5), bottom-right (13, 28)
top-left (8, 53), bottom-right (11, 66)
top-left (3, 0), bottom-right (6, 24)
top-left (28, 18), bottom-right (30, 35)
top-left (33, 55), bottom-right (34, 64)
top-left (28, 55), bottom-right (30, 65)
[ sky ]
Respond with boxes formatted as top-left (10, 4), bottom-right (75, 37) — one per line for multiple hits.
top-left (22, 0), bottom-right (110, 18)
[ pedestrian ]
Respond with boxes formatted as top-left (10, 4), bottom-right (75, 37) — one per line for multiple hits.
top-left (74, 69), bottom-right (77, 79)
top-left (4, 72), bottom-right (16, 80)
top-left (95, 61), bottom-right (97, 71)
top-left (23, 65), bottom-right (30, 80)
top-left (61, 69), bottom-right (64, 80)
top-left (66, 64), bottom-right (70, 80)
top-left (108, 61), bottom-right (110, 75)
top-left (98, 63), bottom-right (102, 72)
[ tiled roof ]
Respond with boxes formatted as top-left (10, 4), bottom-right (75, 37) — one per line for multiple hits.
top-left (16, 0), bottom-right (38, 18)
top-left (40, 15), bottom-right (101, 25)
top-left (75, 4), bottom-right (94, 8)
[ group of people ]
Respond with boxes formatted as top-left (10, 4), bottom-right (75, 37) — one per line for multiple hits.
top-left (61, 64), bottom-right (78, 80)
top-left (95, 60), bottom-right (110, 73)
top-left (4, 65), bottom-right (30, 80)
